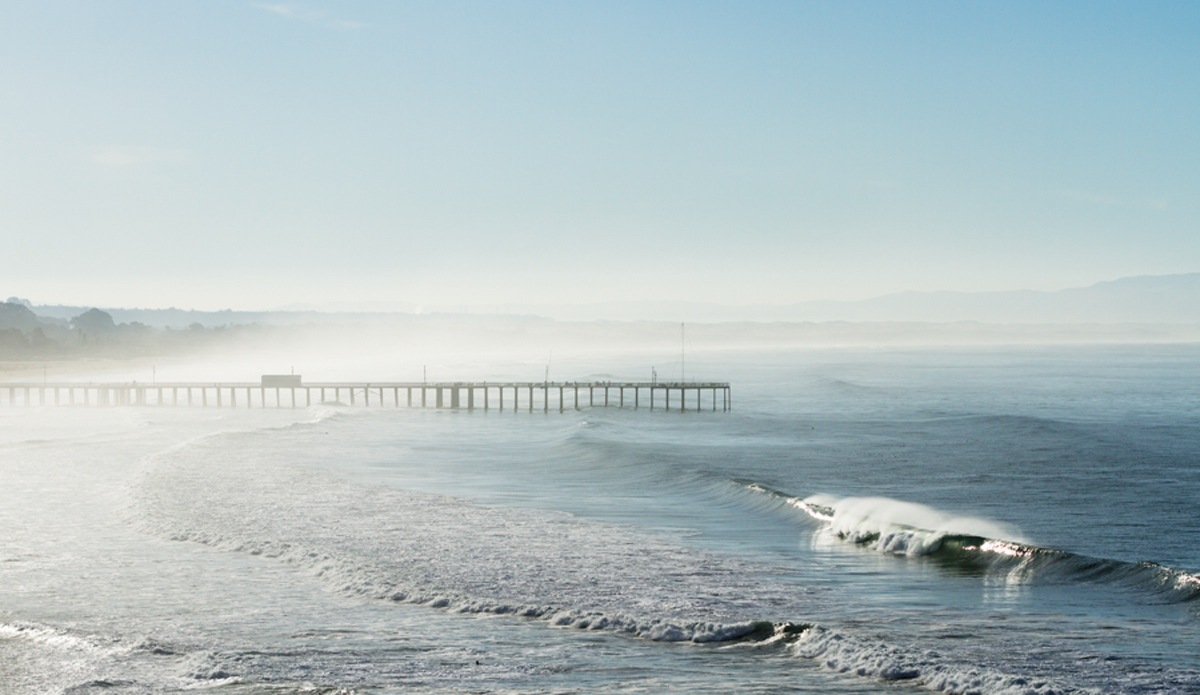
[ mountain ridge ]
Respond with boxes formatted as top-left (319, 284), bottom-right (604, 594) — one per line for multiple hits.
top-left (15, 272), bottom-right (1200, 326)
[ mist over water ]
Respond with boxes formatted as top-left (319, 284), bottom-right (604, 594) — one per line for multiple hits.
top-left (2, 342), bottom-right (1198, 693)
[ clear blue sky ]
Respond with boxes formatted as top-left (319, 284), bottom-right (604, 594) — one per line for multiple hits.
top-left (2, 1), bottom-right (1197, 310)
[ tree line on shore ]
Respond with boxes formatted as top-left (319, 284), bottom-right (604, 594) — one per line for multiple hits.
top-left (0, 300), bottom-right (263, 359)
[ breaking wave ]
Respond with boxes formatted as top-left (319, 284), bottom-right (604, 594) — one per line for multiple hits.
top-left (737, 483), bottom-right (1200, 604)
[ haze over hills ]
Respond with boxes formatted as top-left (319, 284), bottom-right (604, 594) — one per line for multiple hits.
top-left (16, 273), bottom-right (1200, 327)
top-left (494, 273), bottom-right (1200, 323)
top-left (3, 273), bottom-right (1200, 362)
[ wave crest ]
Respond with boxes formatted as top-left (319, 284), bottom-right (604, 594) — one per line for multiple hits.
top-left (801, 495), bottom-right (1023, 556)
top-left (731, 483), bottom-right (1200, 604)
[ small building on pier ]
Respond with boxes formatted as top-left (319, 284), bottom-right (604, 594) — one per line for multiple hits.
top-left (262, 374), bottom-right (302, 387)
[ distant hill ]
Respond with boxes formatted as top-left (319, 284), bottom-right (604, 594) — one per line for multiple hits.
top-left (6, 275), bottom-right (1200, 359)
top-left (25, 305), bottom-right (554, 330)
top-left (24, 273), bottom-right (1200, 326)
top-left (769, 273), bottom-right (1200, 324)
top-left (28, 305), bottom-right (304, 328)
top-left (468, 273), bottom-right (1200, 323)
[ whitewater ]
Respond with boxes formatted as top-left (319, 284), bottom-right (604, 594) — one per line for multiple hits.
top-left (1, 344), bottom-right (1198, 694)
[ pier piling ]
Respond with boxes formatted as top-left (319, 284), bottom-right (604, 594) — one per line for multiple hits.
top-left (0, 380), bottom-right (731, 413)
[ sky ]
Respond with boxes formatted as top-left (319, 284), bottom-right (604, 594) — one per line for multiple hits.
top-left (2, 1), bottom-right (1197, 311)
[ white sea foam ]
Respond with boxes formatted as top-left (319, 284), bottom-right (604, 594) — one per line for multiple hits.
top-left (0, 621), bottom-right (136, 695)
top-left (793, 626), bottom-right (1077, 695)
top-left (0, 621), bottom-right (125, 656)
top-left (794, 495), bottom-right (1024, 556)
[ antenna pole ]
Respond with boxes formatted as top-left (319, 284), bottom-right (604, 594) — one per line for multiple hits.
top-left (681, 322), bottom-right (685, 382)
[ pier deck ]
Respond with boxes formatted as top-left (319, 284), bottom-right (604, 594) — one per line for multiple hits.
top-left (0, 381), bottom-right (731, 412)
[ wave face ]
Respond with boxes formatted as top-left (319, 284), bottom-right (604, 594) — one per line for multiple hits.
top-left (776, 489), bottom-right (1200, 604)
top-left (807, 495), bottom-right (1023, 555)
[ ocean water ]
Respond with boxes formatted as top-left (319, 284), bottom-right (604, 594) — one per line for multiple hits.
top-left (1, 344), bottom-right (1198, 694)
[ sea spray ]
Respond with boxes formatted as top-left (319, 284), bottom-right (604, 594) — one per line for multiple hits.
top-left (814, 496), bottom-right (1025, 556)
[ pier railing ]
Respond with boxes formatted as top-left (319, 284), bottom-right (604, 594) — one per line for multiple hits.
top-left (0, 381), bottom-right (731, 412)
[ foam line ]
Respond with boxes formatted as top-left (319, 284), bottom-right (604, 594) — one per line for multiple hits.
top-left (793, 626), bottom-right (1074, 695)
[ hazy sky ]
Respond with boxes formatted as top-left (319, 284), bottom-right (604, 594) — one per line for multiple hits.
top-left (3, 1), bottom-right (1197, 310)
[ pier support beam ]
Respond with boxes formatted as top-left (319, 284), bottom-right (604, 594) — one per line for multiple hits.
top-left (0, 380), bottom-right (730, 413)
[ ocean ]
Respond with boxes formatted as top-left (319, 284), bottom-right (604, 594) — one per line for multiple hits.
top-left (1, 344), bottom-right (1197, 694)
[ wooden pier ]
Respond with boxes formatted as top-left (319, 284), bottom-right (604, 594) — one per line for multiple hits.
top-left (0, 381), bottom-right (731, 412)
